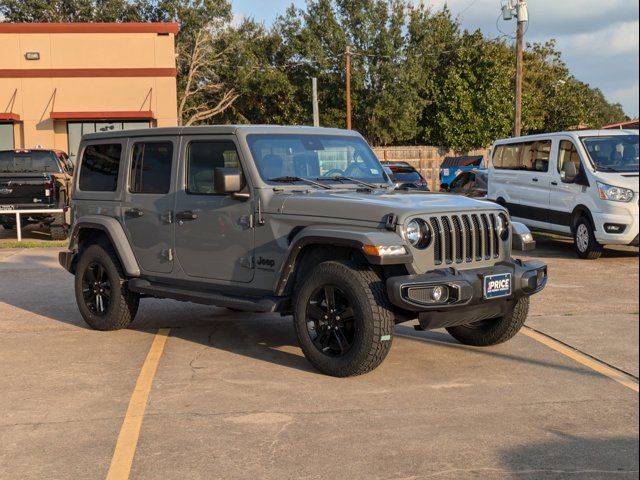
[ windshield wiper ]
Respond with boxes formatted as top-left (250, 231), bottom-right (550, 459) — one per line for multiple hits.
top-left (317, 176), bottom-right (378, 189)
top-left (269, 176), bottom-right (333, 190)
top-left (596, 166), bottom-right (620, 172)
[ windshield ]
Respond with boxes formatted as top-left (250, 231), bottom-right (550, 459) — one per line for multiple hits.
top-left (0, 151), bottom-right (59, 173)
top-left (246, 134), bottom-right (387, 186)
top-left (580, 134), bottom-right (639, 173)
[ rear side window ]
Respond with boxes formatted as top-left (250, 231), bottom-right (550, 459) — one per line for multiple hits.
top-left (130, 142), bottom-right (173, 194)
top-left (187, 141), bottom-right (240, 194)
top-left (0, 151), bottom-right (59, 173)
top-left (493, 140), bottom-right (551, 172)
top-left (79, 144), bottom-right (122, 191)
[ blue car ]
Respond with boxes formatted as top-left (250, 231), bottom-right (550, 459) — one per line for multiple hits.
top-left (440, 155), bottom-right (484, 190)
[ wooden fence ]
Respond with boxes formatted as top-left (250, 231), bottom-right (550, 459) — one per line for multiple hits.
top-left (371, 146), bottom-right (490, 191)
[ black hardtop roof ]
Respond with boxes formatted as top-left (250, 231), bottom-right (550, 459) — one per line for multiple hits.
top-left (81, 125), bottom-right (362, 141)
top-left (441, 155), bottom-right (484, 169)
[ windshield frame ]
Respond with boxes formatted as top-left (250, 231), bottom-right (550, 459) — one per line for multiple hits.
top-left (245, 133), bottom-right (391, 188)
top-left (579, 134), bottom-right (639, 173)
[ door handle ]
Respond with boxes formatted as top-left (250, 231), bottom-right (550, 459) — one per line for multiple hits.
top-left (532, 178), bottom-right (539, 182)
top-left (126, 208), bottom-right (144, 217)
top-left (176, 210), bottom-right (198, 221)
top-left (551, 181), bottom-right (558, 186)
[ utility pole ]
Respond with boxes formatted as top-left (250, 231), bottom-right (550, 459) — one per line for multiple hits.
top-left (312, 77), bottom-right (320, 127)
top-left (502, 0), bottom-right (528, 137)
top-left (345, 45), bottom-right (352, 130)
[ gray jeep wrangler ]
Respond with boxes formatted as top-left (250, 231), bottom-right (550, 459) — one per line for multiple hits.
top-left (59, 126), bottom-right (547, 377)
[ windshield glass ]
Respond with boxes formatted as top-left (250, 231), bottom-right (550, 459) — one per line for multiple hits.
top-left (246, 134), bottom-right (387, 185)
top-left (0, 151), bottom-right (59, 173)
top-left (580, 134), bottom-right (639, 172)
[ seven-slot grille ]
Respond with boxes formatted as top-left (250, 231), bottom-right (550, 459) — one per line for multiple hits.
top-left (427, 213), bottom-right (501, 265)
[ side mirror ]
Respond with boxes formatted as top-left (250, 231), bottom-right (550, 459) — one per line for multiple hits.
top-left (561, 162), bottom-right (578, 183)
top-left (214, 168), bottom-right (243, 195)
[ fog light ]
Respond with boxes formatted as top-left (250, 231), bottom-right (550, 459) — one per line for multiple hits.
top-left (604, 223), bottom-right (626, 234)
top-left (431, 285), bottom-right (446, 302)
top-left (536, 267), bottom-right (546, 286)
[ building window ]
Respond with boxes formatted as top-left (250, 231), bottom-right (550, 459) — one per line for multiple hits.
top-left (67, 121), bottom-right (148, 164)
top-left (130, 142), bottom-right (173, 194)
top-left (79, 143), bottom-right (122, 192)
top-left (0, 123), bottom-right (14, 150)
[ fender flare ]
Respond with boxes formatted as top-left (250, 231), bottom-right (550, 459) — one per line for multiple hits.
top-left (570, 205), bottom-right (596, 233)
top-left (273, 226), bottom-right (412, 296)
top-left (71, 215), bottom-right (140, 277)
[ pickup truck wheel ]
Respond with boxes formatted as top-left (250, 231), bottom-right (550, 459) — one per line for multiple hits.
top-left (74, 244), bottom-right (139, 331)
top-left (446, 297), bottom-right (529, 346)
top-left (293, 260), bottom-right (394, 377)
top-left (574, 218), bottom-right (603, 260)
top-left (49, 225), bottom-right (68, 240)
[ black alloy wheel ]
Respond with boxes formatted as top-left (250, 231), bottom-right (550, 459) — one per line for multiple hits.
top-left (305, 284), bottom-right (356, 357)
top-left (82, 261), bottom-right (112, 316)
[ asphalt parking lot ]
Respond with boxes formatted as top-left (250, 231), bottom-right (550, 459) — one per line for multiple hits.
top-left (0, 236), bottom-right (638, 480)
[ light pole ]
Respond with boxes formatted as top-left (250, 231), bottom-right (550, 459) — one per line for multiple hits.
top-left (345, 45), bottom-right (352, 130)
top-left (312, 77), bottom-right (320, 127)
top-left (502, 0), bottom-right (529, 137)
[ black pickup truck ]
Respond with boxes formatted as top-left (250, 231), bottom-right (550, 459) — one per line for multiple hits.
top-left (0, 149), bottom-right (74, 240)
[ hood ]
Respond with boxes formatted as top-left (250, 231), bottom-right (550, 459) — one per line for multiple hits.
top-left (272, 189), bottom-right (502, 223)
top-left (593, 172), bottom-right (640, 192)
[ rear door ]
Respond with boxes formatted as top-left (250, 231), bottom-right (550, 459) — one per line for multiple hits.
top-left (514, 140), bottom-right (552, 230)
top-left (121, 137), bottom-right (178, 274)
top-left (173, 136), bottom-right (254, 283)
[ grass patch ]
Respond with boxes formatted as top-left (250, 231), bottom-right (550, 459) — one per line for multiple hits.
top-left (0, 239), bottom-right (67, 249)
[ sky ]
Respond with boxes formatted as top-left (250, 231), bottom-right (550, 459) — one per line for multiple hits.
top-left (230, 0), bottom-right (639, 118)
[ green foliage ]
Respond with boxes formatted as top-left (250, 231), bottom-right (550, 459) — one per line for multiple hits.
top-left (0, 0), bottom-right (630, 148)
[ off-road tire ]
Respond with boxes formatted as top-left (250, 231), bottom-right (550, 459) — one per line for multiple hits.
top-left (293, 260), bottom-right (394, 377)
top-left (49, 225), bottom-right (68, 240)
top-left (74, 244), bottom-right (139, 330)
top-left (574, 217), bottom-right (603, 260)
top-left (446, 296), bottom-right (529, 346)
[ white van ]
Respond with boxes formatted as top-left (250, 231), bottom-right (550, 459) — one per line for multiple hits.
top-left (488, 130), bottom-right (639, 259)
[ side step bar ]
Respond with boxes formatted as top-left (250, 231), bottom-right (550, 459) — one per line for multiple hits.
top-left (127, 279), bottom-right (287, 313)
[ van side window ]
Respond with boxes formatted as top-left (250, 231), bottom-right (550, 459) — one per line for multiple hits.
top-left (187, 141), bottom-right (240, 195)
top-left (79, 143), bottom-right (122, 192)
top-left (493, 144), bottom-right (522, 169)
top-left (130, 142), bottom-right (173, 194)
top-left (558, 140), bottom-right (581, 175)
top-left (493, 140), bottom-right (551, 172)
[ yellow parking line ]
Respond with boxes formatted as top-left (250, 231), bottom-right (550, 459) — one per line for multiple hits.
top-left (522, 326), bottom-right (639, 393)
top-left (106, 328), bottom-right (171, 480)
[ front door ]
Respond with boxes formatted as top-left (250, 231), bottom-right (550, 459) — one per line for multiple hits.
top-left (122, 137), bottom-right (177, 274)
top-left (173, 136), bottom-right (254, 283)
top-left (549, 138), bottom-right (585, 234)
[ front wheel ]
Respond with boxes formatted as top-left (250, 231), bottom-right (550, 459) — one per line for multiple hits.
top-left (293, 260), bottom-right (394, 377)
top-left (574, 217), bottom-right (603, 260)
top-left (446, 297), bottom-right (529, 346)
top-left (74, 244), bottom-right (139, 330)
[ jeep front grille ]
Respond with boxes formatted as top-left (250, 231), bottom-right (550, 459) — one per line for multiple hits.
top-left (429, 213), bottom-right (501, 265)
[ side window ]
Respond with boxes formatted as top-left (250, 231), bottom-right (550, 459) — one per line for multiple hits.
top-left (130, 142), bottom-right (173, 194)
top-left (557, 140), bottom-right (581, 174)
top-left (79, 143), bottom-right (122, 192)
top-left (187, 141), bottom-right (240, 195)
top-left (493, 144), bottom-right (522, 169)
top-left (521, 140), bottom-right (551, 172)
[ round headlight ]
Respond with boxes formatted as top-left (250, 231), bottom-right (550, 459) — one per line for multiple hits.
top-left (497, 213), bottom-right (510, 241)
top-left (405, 219), bottom-right (431, 249)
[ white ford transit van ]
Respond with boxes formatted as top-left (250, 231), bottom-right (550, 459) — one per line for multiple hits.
top-left (488, 130), bottom-right (639, 259)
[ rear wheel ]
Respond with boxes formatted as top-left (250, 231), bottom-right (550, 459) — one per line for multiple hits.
top-left (446, 297), bottom-right (529, 346)
top-left (574, 217), bottom-right (603, 260)
top-left (74, 244), bottom-right (139, 330)
top-left (49, 213), bottom-right (68, 240)
top-left (293, 260), bottom-right (394, 377)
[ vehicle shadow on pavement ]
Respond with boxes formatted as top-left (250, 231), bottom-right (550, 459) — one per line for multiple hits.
top-left (499, 433), bottom-right (639, 479)
top-left (394, 325), bottom-right (604, 379)
top-left (528, 235), bottom-right (639, 260)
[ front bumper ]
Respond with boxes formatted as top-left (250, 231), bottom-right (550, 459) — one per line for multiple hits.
top-left (387, 259), bottom-right (547, 330)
